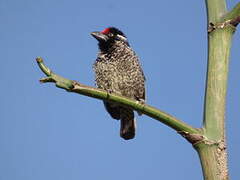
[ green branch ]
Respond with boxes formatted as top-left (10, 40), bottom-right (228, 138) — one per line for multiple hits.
top-left (223, 2), bottom-right (240, 21)
top-left (36, 57), bottom-right (200, 138)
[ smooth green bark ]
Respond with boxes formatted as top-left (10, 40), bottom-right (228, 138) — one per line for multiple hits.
top-left (203, 27), bottom-right (234, 139)
top-left (205, 0), bottom-right (226, 23)
top-left (198, 27), bottom-right (233, 180)
top-left (195, 1), bottom-right (238, 180)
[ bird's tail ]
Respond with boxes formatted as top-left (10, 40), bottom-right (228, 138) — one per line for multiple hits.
top-left (120, 108), bottom-right (136, 140)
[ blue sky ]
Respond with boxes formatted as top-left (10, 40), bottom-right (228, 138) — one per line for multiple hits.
top-left (0, 0), bottom-right (239, 179)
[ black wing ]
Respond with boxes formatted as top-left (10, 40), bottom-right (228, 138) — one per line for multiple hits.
top-left (103, 101), bottom-right (121, 120)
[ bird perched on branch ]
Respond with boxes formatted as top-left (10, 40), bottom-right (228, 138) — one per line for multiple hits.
top-left (91, 27), bottom-right (145, 140)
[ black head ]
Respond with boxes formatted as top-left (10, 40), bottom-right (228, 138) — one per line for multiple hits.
top-left (91, 27), bottom-right (129, 49)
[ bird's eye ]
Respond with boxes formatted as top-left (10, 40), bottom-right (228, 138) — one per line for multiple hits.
top-left (108, 33), bottom-right (114, 37)
top-left (116, 34), bottom-right (127, 42)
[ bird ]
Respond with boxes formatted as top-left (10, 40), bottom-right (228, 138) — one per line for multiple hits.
top-left (91, 27), bottom-right (145, 140)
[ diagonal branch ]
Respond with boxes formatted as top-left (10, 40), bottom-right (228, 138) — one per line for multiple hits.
top-left (36, 57), bottom-right (200, 138)
top-left (223, 2), bottom-right (240, 24)
top-left (225, 2), bottom-right (240, 26)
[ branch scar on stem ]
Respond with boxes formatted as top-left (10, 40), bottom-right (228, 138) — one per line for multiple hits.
top-left (208, 18), bottom-right (238, 33)
top-left (178, 131), bottom-right (204, 145)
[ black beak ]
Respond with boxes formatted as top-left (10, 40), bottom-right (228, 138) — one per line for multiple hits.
top-left (91, 31), bottom-right (108, 42)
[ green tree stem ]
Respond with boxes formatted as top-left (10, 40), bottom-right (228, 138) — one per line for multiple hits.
top-left (194, 1), bottom-right (237, 180)
top-left (205, 0), bottom-right (227, 23)
top-left (36, 57), bottom-right (199, 135)
top-left (203, 27), bottom-right (234, 140)
top-left (195, 142), bottom-right (228, 180)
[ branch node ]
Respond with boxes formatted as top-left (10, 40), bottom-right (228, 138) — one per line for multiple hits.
top-left (229, 16), bottom-right (240, 27)
top-left (208, 22), bottom-right (216, 33)
top-left (208, 19), bottom-right (237, 33)
top-left (72, 81), bottom-right (81, 89)
top-left (72, 81), bottom-right (91, 91)
top-left (178, 131), bottom-right (204, 145)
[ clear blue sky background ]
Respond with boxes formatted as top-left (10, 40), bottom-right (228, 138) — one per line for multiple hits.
top-left (0, 0), bottom-right (239, 179)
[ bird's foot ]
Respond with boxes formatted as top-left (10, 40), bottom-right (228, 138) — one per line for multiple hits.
top-left (136, 99), bottom-right (145, 116)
